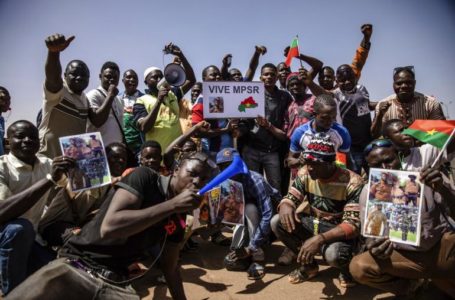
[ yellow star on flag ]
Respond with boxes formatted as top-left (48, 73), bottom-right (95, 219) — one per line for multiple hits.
top-left (426, 129), bottom-right (437, 136)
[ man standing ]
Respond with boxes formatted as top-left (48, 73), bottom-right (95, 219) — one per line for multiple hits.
top-left (39, 34), bottom-right (121, 158)
top-left (0, 87), bottom-right (11, 155)
top-left (8, 152), bottom-right (217, 300)
top-left (271, 134), bottom-right (364, 287)
top-left (118, 69), bottom-right (144, 154)
top-left (0, 120), bottom-right (74, 295)
top-left (238, 63), bottom-right (292, 192)
top-left (86, 62), bottom-right (123, 147)
top-left (371, 66), bottom-right (445, 138)
top-left (134, 43), bottom-right (196, 152)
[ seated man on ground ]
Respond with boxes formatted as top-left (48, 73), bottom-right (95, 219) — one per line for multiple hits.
top-left (0, 120), bottom-right (74, 295)
top-left (8, 152), bottom-right (217, 300)
top-left (216, 148), bottom-right (281, 280)
top-left (349, 139), bottom-right (455, 298)
top-left (271, 134), bottom-right (364, 287)
top-left (39, 142), bottom-right (132, 247)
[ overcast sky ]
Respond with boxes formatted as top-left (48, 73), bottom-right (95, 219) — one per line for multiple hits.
top-left (1, 0), bottom-right (454, 127)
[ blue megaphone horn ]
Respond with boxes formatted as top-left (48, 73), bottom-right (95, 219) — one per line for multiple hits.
top-left (198, 154), bottom-right (249, 195)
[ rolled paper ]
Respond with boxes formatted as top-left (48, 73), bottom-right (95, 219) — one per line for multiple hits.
top-left (198, 154), bottom-right (248, 195)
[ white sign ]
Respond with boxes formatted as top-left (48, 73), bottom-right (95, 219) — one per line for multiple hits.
top-left (202, 81), bottom-right (265, 119)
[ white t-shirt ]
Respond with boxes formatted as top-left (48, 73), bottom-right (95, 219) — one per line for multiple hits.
top-left (0, 153), bottom-right (53, 229)
top-left (86, 86), bottom-right (124, 146)
top-left (401, 144), bottom-right (455, 172)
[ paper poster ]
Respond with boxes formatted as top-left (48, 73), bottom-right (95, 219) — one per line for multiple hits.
top-left (59, 132), bottom-right (111, 192)
top-left (363, 168), bottom-right (424, 246)
top-left (203, 81), bottom-right (265, 119)
top-left (192, 188), bottom-right (218, 230)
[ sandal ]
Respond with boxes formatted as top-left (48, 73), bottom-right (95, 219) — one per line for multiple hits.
top-left (247, 263), bottom-right (265, 280)
top-left (288, 264), bottom-right (318, 284)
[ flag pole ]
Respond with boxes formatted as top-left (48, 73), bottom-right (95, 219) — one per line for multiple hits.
top-left (431, 128), bottom-right (455, 168)
top-left (296, 35), bottom-right (304, 69)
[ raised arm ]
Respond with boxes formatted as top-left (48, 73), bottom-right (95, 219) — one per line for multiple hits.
top-left (371, 101), bottom-right (391, 139)
top-left (351, 24), bottom-right (373, 80)
top-left (168, 44), bottom-right (196, 95)
top-left (44, 34), bottom-right (75, 93)
top-left (221, 54), bottom-right (232, 80)
top-left (244, 46), bottom-right (267, 81)
top-left (299, 68), bottom-right (331, 97)
top-left (283, 47), bottom-right (323, 80)
top-left (163, 121), bottom-right (210, 168)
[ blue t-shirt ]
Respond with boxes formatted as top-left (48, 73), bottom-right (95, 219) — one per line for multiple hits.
top-left (289, 119), bottom-right (351, 153)
top-left (0, 116), bottom-right (4, 156)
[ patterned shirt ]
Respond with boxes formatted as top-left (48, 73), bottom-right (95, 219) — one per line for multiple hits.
top-left (374, 92), bottom-right (445, 127)
top-left (239, 171), bottom-right (281, 251)
top-left (283, 166), bottom-right (364, 235)
top-left (283, 94), bottom-right (315, 139)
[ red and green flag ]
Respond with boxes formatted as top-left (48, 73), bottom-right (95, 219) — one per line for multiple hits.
top-left (285, 37), bottom-right (300, 67)
top-left (402, 120), bottom-right (455, 149)
top-left (335, 152), bottom-right (347, 169)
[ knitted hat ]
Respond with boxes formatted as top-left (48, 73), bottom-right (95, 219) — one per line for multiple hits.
top-left (302, 133), bottom-right (336, 163)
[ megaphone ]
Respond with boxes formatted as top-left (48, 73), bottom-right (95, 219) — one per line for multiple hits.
top-left (198, 154), bottom-right (249, 195)
top-left (157, 63), bottom-right (186, 90)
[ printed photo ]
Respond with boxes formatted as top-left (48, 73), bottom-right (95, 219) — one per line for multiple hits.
top-left (209, 96), bottom-right (224, 113)
top-left (207, 180), bottom-right (245, 226)
top-left (59, 132), bottom-right (111, 192)
top-left (363, 168), bottom-right (423, 246)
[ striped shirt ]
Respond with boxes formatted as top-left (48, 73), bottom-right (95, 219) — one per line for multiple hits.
top-left (283, 166), bottom-right (364, 232)
top-left (374, 92), bottom-right (445, 127)
top-left (39, 82), bottom-right (89, 158)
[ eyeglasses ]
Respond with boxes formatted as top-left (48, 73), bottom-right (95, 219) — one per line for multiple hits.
top-left (183, 151), bottom-right (218, 170)
top-left (364, 139), bottom-right (393, 156)
top-left (393, 66), bottom-right (415, 77)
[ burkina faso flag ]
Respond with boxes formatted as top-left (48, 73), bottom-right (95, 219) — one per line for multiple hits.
top-left (402, 120), bottom-right (455, 149)
top-left (285, 37), bottom-right (299, 67)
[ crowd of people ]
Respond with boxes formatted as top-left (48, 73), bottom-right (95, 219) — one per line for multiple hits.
top-left (1, 23), bottom-right (455, 300)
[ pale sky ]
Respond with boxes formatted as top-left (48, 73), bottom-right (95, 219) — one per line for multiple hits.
top-left (1, 0), bottom-right (454, 127)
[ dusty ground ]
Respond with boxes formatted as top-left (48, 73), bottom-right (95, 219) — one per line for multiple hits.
top-left (133, 237), bottom-right (451, 300)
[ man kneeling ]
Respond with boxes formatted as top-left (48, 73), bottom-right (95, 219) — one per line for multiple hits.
top-left (7, 152), bottom-right (216, 300)
top-left (271, 134), bottom-right (364, 287)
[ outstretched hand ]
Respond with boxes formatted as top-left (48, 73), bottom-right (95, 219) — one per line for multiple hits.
top-left (45, 34), bottom-right (75, 53)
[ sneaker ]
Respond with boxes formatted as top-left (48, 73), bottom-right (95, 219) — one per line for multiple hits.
top-left (338, 272), bottom-right (356, 288)
top-left (252, 248), bottom-right (265, 262)
top-left (278, 247), bottom-right (296, 266)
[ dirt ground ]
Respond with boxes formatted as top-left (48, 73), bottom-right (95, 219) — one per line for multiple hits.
top-left (133, 237), bottom-right (451, 300)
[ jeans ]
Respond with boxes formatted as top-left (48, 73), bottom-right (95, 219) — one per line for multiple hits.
top-left (7, 258), bottom-right (140, 300)
top-left (231, 203), bottom-right (264, 251)
top-left (350, 151), bottom-right (368, 175)
top-left (242, 145), bottom-right (281, 191)
top-left (270, 214), bottom-right (354, 274)
top-left (0, 219), bottom-right (35, 295)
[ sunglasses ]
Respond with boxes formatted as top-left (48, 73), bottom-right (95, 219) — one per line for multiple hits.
top-left (364, 139), bottom-right (393, 156)
top-left (393, 66), bottom-right (415, 77)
